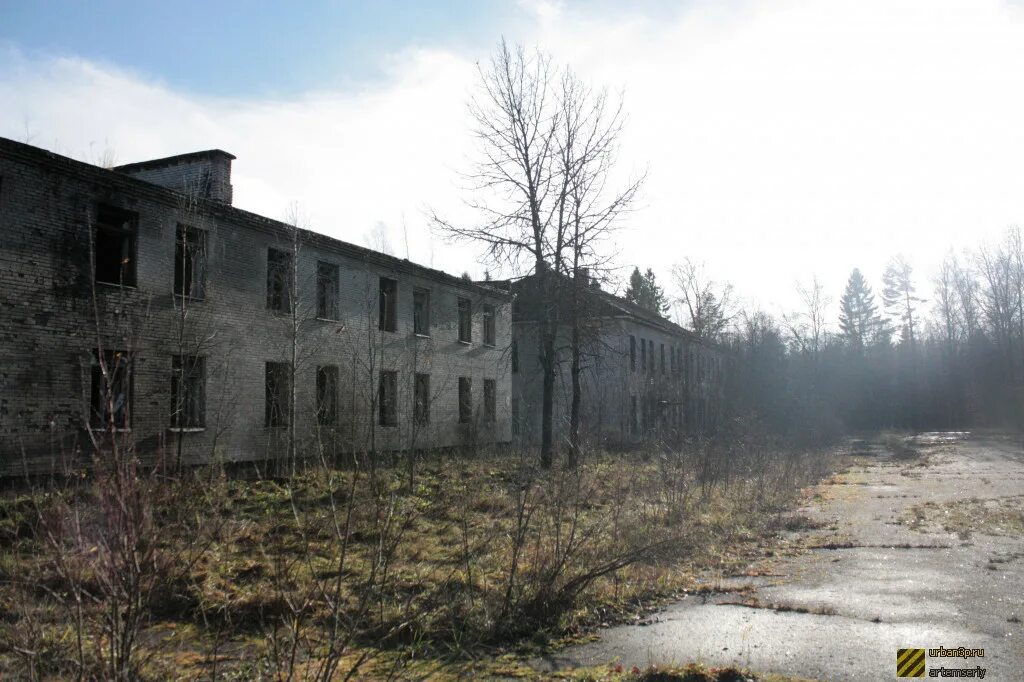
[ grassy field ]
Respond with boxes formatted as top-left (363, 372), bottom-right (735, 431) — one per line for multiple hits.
top-left (0, 441), bottom-right (833, 680)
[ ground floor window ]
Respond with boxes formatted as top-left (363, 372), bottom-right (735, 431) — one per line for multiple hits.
top-left (265, 362), bottom-right (290, 427)
top-left (414, 373), bottom-right (430, 425)
top-left (316, 365), bottom-right (338, 425)
top-left (379, 370), bottom-right (398, 426)
top-left (458, 377), bottom-right (472, 423)
top-left (91, 349), bottom-right (132, 429)
top-left (483, 378), bottom-right (496, 422)
top-left (171, 355), bottom-right (205, 428)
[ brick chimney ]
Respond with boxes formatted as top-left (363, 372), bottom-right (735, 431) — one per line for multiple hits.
top-left (114, 149), bottom-right (236, 204)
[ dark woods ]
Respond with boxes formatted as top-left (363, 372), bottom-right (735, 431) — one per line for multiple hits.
top-left (710, 227), bottom-right (1024, 441)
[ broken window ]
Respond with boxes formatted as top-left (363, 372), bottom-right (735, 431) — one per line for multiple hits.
top-left (458, 298), bottom-right (472, 343)
top-left (174, 225), bottom-right (206, 299)
top-left (483, 379), bottom-right (496, 422)
top-left (630, 336), bottom-right (636, 372)
top-left (482, 304), bottom-right (496, 346)
top-left (630, 396), bottom-right (638, 435)
top-left (414, 373), bottom-right (430, 425)
top-left (378, 370), bottom-right (398, 426)
top-left (378, 277), bottom-right (397, 332)
top-left (265, 362), bottom-right (290, 427)
top-left (171, 355), bottom-right (205, 428)
top-left (317, 261), bottom-right (339, 320)
top-left (413, 288), bottom-right (430, 336)
top-left (91, 350), bottom-right (132, 429)
top-left (94, 204), bottom-right (137, 287)
top-left (458, 377), bottom-right (472, 423)
top-left (266, 249), bottom-right (292, 313)
top-left (316, 365), bottom-right (338, 425)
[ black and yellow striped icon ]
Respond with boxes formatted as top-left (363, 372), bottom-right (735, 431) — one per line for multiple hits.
top-left (897, 648), bottom-right (926, 677)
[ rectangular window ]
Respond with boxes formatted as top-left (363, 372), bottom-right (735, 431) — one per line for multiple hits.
top-left (458, 377), bottom-right (472, 423)
top-left (378, 277), bottom-right (397, 332)
top-left (316, 365), bottom-right (338, 425)
top-left (378, 370), bottom-right (398, 426)
top-left (648, 340), bottom-right (655, 374)
top-left (483, 378), bottom-right (496, 422)
top-left (660, 343), bottom-right (666, 375)
top-left (511, 339), bottom-right (519, 373)
top-left (413, 287), bottom-right (430, 336)
top-left (414, 372), bottom-right (430, 425)
top-left (90, 350), bottom-right (132, 428)
top-left (266, 248), bottom-right (292, 313)
top-left (630, 336), bottom-right (636, 372)
top-left (482, 304), bottom-right (496, 346)
top-left (458, 298), bottom-right (472, 343)
top-left (171, 355), bottom-right (205, 428)
top-left (265, 362), bottom-right (290, 427)
top-left (640, 338), bottom-right (646, 373)
top-left (174, 225), bottom-right (206, 299)
top-left (94, 204), bottom-right (137, 286)
top-left (511, 396), bottom-right (520, 436)
top-left (630, 396), bottom-right (638, 435)
top-left (317, 261), bottom-right (339, 320)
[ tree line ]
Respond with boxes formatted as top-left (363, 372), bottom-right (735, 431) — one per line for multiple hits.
top-left (623, 228), bottom-right (1024, 439)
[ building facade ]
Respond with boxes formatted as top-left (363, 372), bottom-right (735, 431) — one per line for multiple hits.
top-left (0, 138), bottom-right (512, 476)
top-left (504, 274), bottom-right (723, 449)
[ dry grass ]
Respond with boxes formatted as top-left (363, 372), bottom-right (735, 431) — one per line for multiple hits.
top-left (902, 495), bottom-right (1024, 539)
top-left (0, 443), bottom-right (832, 680)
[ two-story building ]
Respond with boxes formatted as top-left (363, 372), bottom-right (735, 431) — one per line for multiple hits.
top-left (0, 137), bottom-right (512, 476)
top-left (500, 273), bottom-right (723, 449)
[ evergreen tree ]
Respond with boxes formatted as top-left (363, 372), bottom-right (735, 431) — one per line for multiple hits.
top-left (624, 267), bottom-right (670, 315)
top-left (839, 268), bottom-right (884, 348)
top-left (882, 255), bottom-right (924, 346)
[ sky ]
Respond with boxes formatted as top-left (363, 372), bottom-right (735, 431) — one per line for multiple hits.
top-left (3, 0), bottom-right (1024, 327)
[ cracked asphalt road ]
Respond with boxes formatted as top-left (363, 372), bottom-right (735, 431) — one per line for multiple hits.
top-left (536, 433), bottom-right (1024, 680)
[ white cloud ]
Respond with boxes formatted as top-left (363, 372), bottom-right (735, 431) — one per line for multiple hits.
top-left (4, 0), bottom-right (1024, 322)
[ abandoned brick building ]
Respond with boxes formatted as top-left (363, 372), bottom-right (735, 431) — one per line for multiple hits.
top-left (0, 137), bottom-right (512, 476)
top-left (498, 274), bottom-right (723, 448)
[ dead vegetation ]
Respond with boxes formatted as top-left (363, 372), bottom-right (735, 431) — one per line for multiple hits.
top-left (0, 439), bottom-right (832, 680)
top-left (902, 495), bottom-right (1024, 538)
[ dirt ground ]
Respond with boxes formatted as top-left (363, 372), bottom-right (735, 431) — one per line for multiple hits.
top-left (536, 433), bottom-right (1024, 681)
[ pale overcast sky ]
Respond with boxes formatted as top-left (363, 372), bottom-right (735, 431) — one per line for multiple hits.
top-left (3, 0), bottom-right (1024, 326)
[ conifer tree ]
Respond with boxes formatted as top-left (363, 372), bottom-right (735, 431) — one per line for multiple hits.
top-left (624, 266), bottom-right (670, 315)
top-left (839, 268), bottom-right (884, 348)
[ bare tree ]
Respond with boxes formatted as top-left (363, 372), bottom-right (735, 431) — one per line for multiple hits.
top-left (671, 258), bottom-right (735, 342)
top-left (434, 40), bottom-right (639, 466)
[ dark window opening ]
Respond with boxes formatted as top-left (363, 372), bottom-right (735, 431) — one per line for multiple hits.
top-left (171, 355), bottom-right (205, 428)
top-left (482, 304), bottom-right (496, 346)
top-left (379, 370), bottom-right (398, 426)
top-left (483, 378), bottom-right (496, 422)
top-left (174, 225), bottom-right (206, 299)
top-left (458, 377), bottom-right (472, 423)
top-left (265, 362), bottom-right (290, 427)
top-left (90, 350), bottom-right (132, 429)
top-left (648, 340), bottom-right (655, 374)
top-left (630, 396), bottom-right (638, 435)
top-left (414, 373), bottom-right (430, 425)
top-left (413, 288), bottom-right (430, 336)
top-left (316, 365), bottom-right (338, 426)
top-left (379, 277), bottom-right (397, 332)
top-left (660, 343), bottom-right (666, 375)
top-left (458, 298), bottom-right (472, 343)
top-left (317, 261), bottom-right (339, 319)
top-left (94, 204), bottom-right (137, 287)
top-left (640, 338), bottom-right (646, 373)
top-left (630, 336), bottom-right (636, 372)
top-left (267, 249), bottom-right (293, 313)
